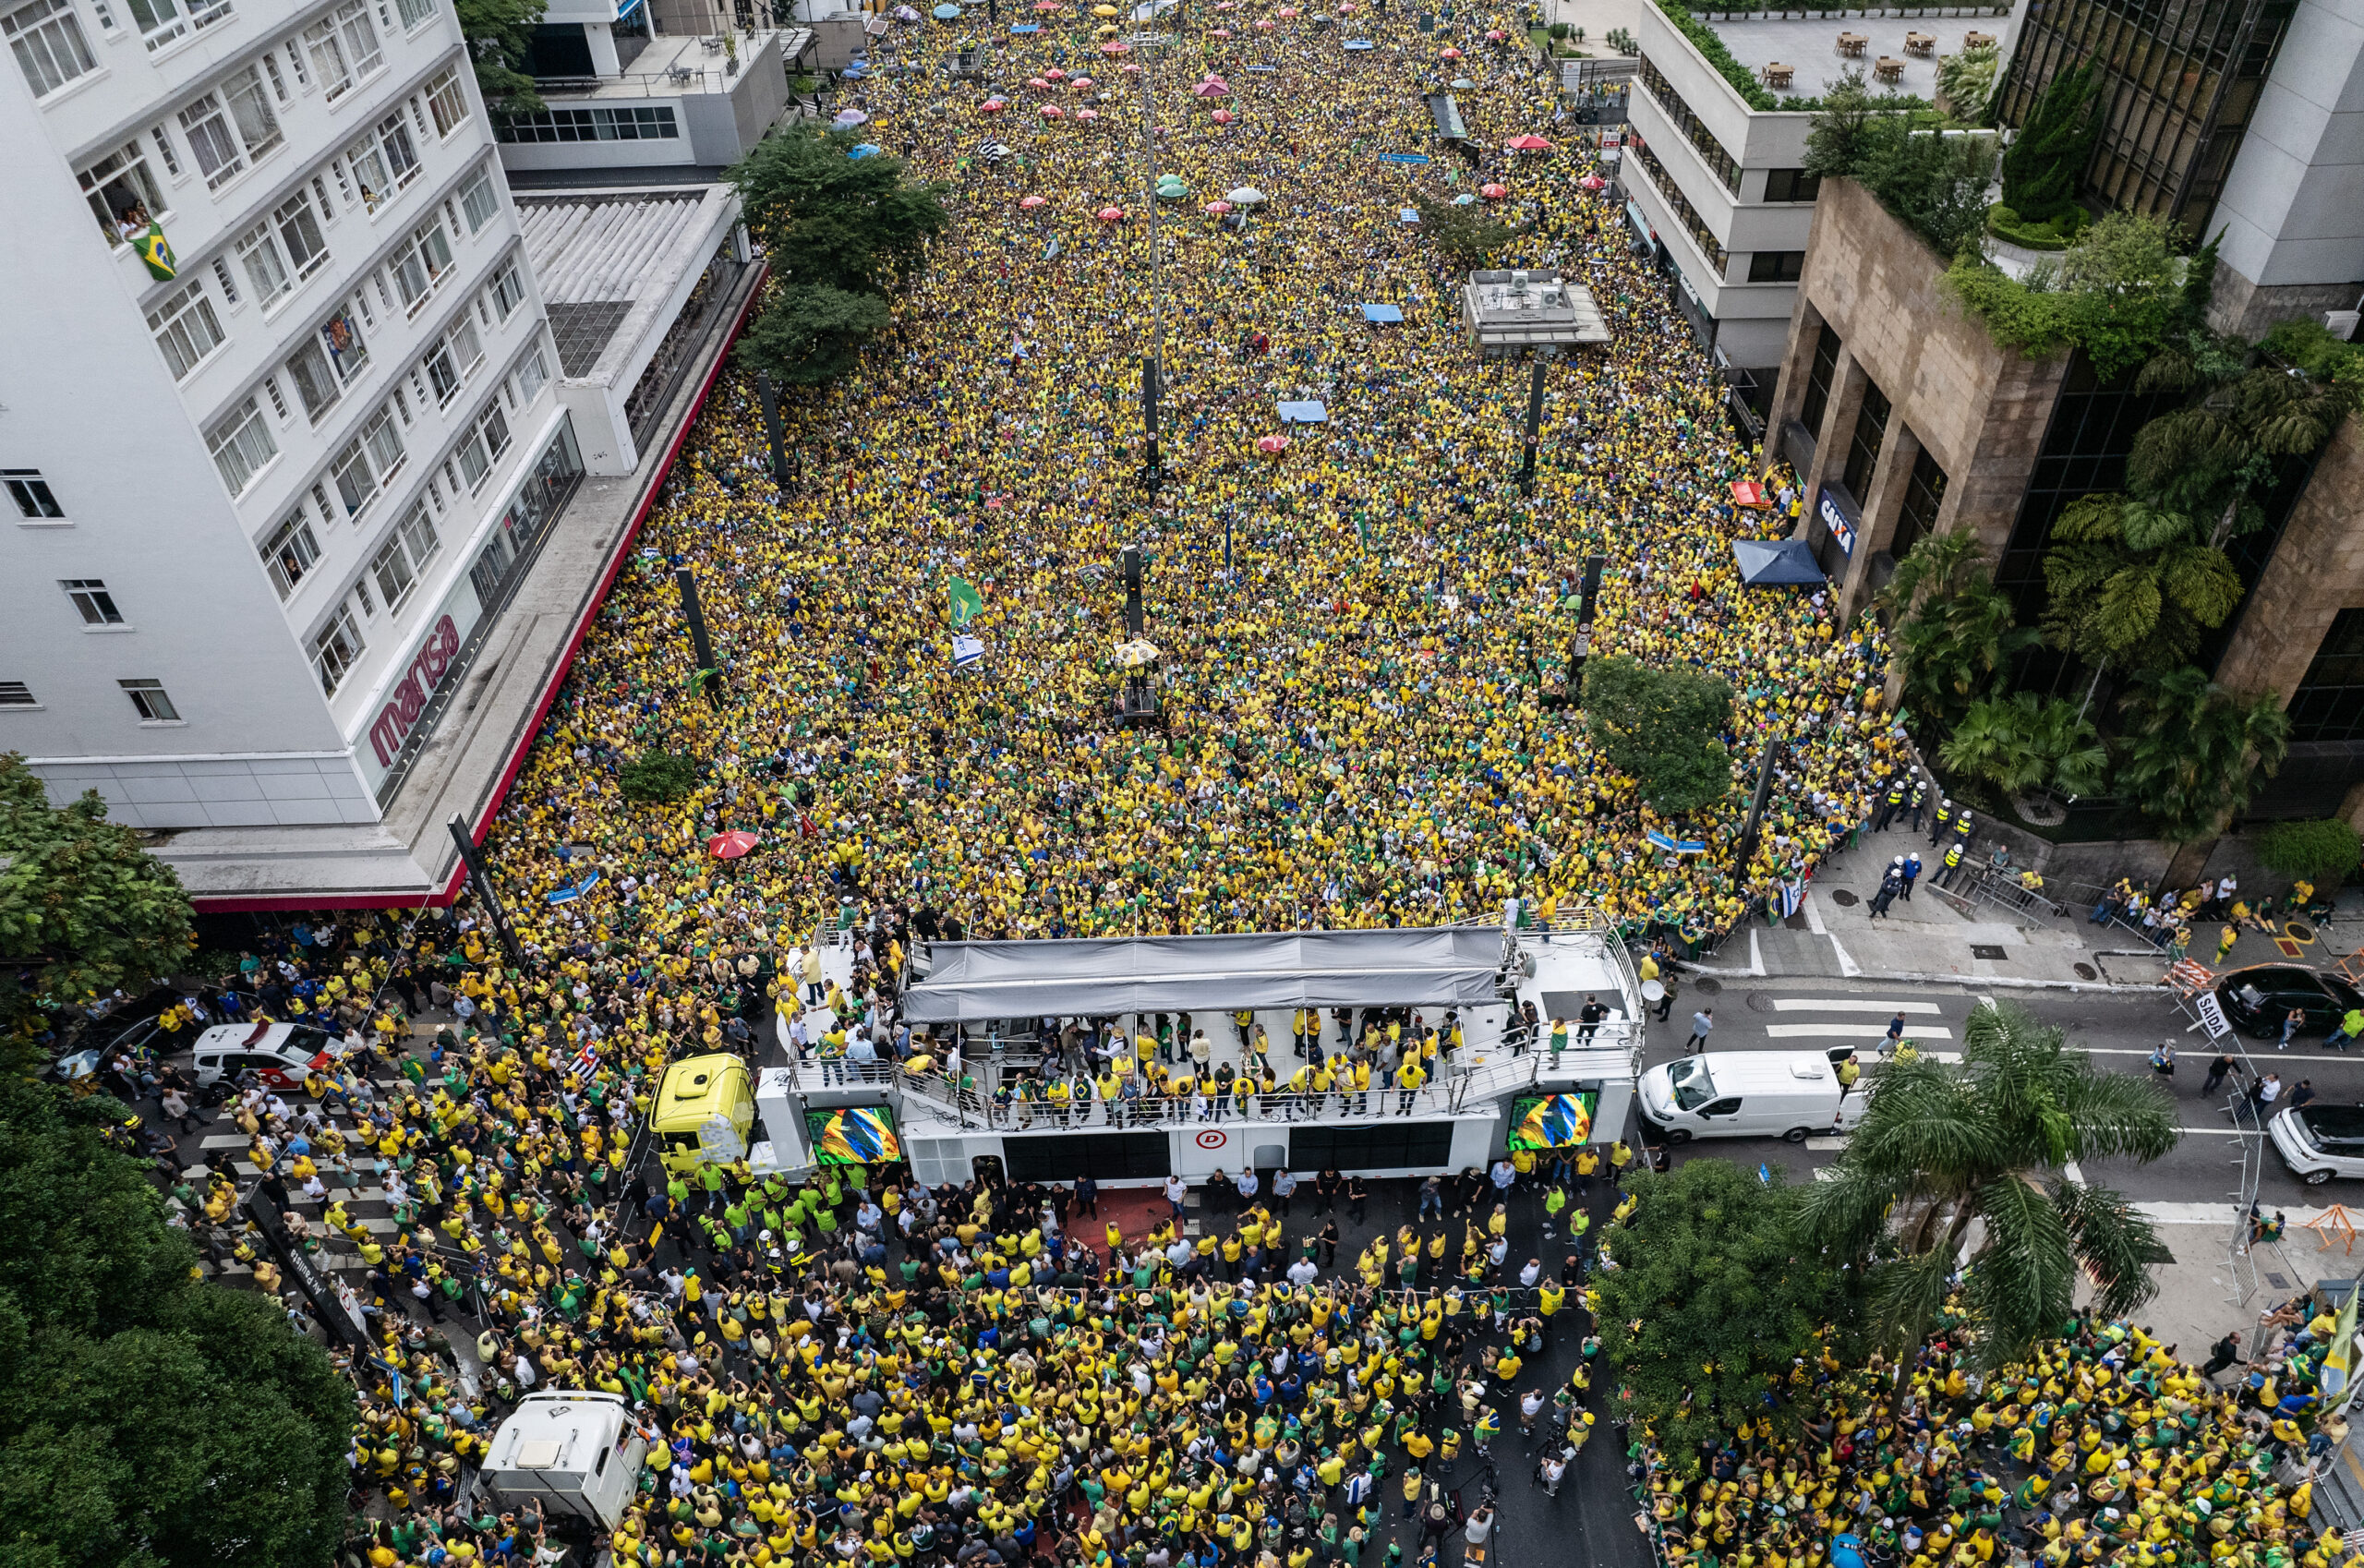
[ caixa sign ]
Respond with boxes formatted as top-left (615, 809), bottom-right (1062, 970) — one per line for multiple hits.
top-left (368, 615), bottom-right (462, 767)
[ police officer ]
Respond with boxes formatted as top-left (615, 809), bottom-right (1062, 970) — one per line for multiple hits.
top-left (1875, 778), bottom-right (1905, 833)
top-left (1935, 838), bottom-right (1967, 888)
top-left (1907, 778), bottom-right (1929, 833)
top-left (1928, 796), bottom-right (1953, 847)
top-left (1901, 851), bottom-right (1922, 900)
top-left (1953, 809), bottom-right (1975, 849)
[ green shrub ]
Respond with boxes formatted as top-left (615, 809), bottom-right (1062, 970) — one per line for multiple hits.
top-left (1549, 21), bottom-right (1570, 37)
top-left (619, 751), bottom-right (698, 803)
top-left (1944, 210), bottom-right (2187, 378)
top-left (1987, 202), bottom-right (2070, 251)
top-left (2257, 819), bottom-right (2363, 886)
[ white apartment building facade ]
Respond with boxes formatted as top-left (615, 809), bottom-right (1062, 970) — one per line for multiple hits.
top-left (0, 0), bottom-right (577, 831)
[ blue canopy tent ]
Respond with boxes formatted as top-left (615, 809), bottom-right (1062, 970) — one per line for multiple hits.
top-left (1732, 537), bottom-right (1827, 586)
top-left (1277, 401), bottom-right (1328, 423)
top-left (1360, 303), bottom-right (1404, 323)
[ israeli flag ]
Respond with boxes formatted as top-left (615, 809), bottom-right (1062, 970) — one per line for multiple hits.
top-left (952, 633), bottom-right (986, 669)
top-left (1779, 880), bottom-right (1804, 918)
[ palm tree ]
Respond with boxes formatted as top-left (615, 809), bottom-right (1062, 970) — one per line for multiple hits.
top-left (1799, 1003), bottom-right (2177, 1384)
top-left (2040, 493), bottom-right (2242, 675)
top-left (1938, 693), bottom-right (2111, 802)
top-left (1880, 534), bottom-right (2041, 733)
top-left (2131, 334), bottom-right (2361, 549)
top-left (2115, 665), bottom-right (2292, 846)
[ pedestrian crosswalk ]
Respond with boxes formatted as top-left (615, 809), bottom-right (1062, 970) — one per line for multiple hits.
top-left (1728, 991), bottom-right (1964, 1053)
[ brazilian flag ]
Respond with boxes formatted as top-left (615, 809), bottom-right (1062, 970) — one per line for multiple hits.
top-left (134, 221), bottom-right (176, 282)
top-left (947, 574), bottom-right (983, 627)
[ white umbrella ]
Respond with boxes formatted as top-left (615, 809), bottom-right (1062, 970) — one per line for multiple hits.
top-left (1226, 186), bottom-right (1266, 204)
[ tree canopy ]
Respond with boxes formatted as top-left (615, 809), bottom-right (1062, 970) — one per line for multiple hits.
top-left (1582, 655), bottom-right (1733, 815)
top-left (1803, 73), bottom-right (1996, 257)
top-left (1592, 1159), bottom-right (1854, 1467)
top-left (1998, 62), bottom-right (2099, 224)
top-left (0, 1074), bottom-right (355, 1567)
top-left (1410, 194), bottom-right (1526, 270)
top-left (2113, 667), bottom-right (2291, 845)
top-left (735, 283), bottom-right (896, 387)
top-left (454, 0), bottom-right (547, 116)
top-left (729, 127), bottom-right (951, 296)
top-left (0, 753), bottom-right (194, 1064)
top-left (1800, 1003), bottom-right (2177, 1372)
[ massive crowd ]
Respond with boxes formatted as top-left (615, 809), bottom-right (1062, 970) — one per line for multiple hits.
top-left (136, 2), bottom-right (1974, 1563)
top-left (478, 0), bottom-right (1909, 967)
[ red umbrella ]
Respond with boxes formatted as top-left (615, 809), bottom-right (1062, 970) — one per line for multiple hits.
top-left (1206, 199), bottom-right (1235, 213)
top-left (1044, 66), bottom-right (1067, 77)
top-left (1211, 106), bottom-right (1234, 122)
top-left (1071, 74), bottom-right (1094, 87)
top-left (1480, 182), bottom-right (1507, 199)
top-left (1019, 193), bottom-right (1048, 206)
top-left (706, 830), bottom-right (762, 860)
top-left (1102, 39), bottom-right (1128, 53)
top-left (1256, 434), bottom-right (1290, 454)
top-left (1505, 133), bottom-right (1553, 151)
top-left (1098, 205), bottom-right (1126, 221)
top-left (1253, 16), bottom-right (1272, 26)
top-left (1579, 173), bottom-right (1606, 190)
top-left (1029, 76), bottom-right (1051, 88)
top-left (1440, 44), bottom-right (1462, 57)
top-left (1040, 103), bottom-right (1064, 116)
top-left (981, 98), bottom-right (1007, 112)
top-left (1485, 27), bottom-right (1505, 39)
top-left (1076, 105), bottom-right (1100, 120)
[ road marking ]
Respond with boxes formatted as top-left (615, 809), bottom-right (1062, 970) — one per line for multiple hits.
top-left (1805, 1137), bottom-right (1849, 1150)
top-left (1771, 999), bottom-right (1946, 1015)
top-left (2085, 1046), bottom-right (2360, 1066)
top-left (1767, 1023), bottom-right (1957, 1040)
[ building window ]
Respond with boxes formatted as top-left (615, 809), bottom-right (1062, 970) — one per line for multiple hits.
top-left (5, 0), bottom-right (95, 97)
top-left (206, 395), bottom-right (277, 495)
top-left (260, 506), bottom-right (320, 597)
top-left (486, 258), bottom-right (525, 320)
top-left (514, 344), bottom-right (549, 404)
top-left (397, 496), bottom-right (439, 566)
top-left (234, 216), bottom-right (293, 304)
top-left (150, 122), bottom-right (183, 176)
top-left (63, 578), bottom-right (123, 624)
top-left (120, 678), bottom-right (180, 721)
top-left (311, 604), bottom-right (365, 694)
top-left (6, 469), bottom-right (66, 519)
top-left (457, 163), bottom-right (499, 233)
top-left (424, 63), bottom-right (468, 136)
top-left (1634, 53), bottom-right (1742, 194)
top-left (272, 190), bottom-right (330, 279)
top-left (1800, 323), bottom-right (1840, 439)
top-left (495, 104), bottom-right (679, 143)
top-left (303, 0), bottom-right (380, 103)
top-left (368, 532), bottom-right (415, 609)
top-left (1893, 441), bottom-right (1948, 562)
top-left (343, 108), bottom-right (420, 212)
top-left (326, 403), bottom-right (405, 518)
top-left (123, 0), bottom-right (227, 50)
top-left (78, 141), bottom-right (165, 247)
top-left (420, 316), bottom-right (482, 405)
top-left (2287, 609), bottom-right (2364, 744)
top-left (390, 214), bottom-right (455, 314)
top-left (393, 0), bottom-right (431, 30)
top-left (1746, 250), bottom-right (1804, 283)
top-left (0, 681), bottom-right (36, 707)
top-left (1626, 135), bottom-right (1728, 277)
top-left (1842, 379), bottom-right (1890, 501)
top-left (452, 399), bottom-right (512, 490)
top-left (147, 278), bottom-right (227, 380)
top-left (1761, 167), bottom-right (1822, 203)
top-left (175, 66), bottom-right (280, 190)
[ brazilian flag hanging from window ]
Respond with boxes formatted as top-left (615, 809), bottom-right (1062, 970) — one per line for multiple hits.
top-left (134, 220), bottom-right (176, 282)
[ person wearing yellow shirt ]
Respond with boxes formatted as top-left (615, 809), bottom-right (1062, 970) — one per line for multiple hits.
top-left (1394, 1058), bottom-right (1426, 1114)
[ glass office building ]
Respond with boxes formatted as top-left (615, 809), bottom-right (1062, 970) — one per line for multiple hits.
top-left (1996, 0), bottom-right (2298, 236)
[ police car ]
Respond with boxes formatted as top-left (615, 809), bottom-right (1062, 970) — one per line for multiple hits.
top-left (188, 1019), bottom-right (345, 1091)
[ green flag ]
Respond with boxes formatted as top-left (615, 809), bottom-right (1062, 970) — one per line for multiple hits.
top-left (948, 575), bottom-right (983, 626)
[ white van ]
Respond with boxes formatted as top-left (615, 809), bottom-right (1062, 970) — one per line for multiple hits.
top-left (1636, 1051), bottom-right (1866, 1144)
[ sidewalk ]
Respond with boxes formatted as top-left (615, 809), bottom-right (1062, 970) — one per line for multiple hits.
top-left (1702, 824), bottom-right (2364, 991)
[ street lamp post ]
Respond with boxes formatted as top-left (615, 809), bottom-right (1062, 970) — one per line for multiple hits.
top-left (1134, 25), bottom-right (1168, 500)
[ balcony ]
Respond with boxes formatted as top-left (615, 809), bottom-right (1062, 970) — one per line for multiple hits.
top-left (497, 28), bottom-right (814, 170)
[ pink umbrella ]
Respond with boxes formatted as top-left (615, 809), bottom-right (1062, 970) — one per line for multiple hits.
top-left (1211, 107), bottom-right (1234, 122)
top-left (981, 98), bottom-right (1007, 112)
top-left (1071, 74), bottom-right (1094, 87)
top-left (706, 830), bottom-right (762, 860)
top-left (1076, 106), bottom-right (1099, 119)
top-left (1505, 134), bottom-right (1553, 151)
top-left (1253, 16), bottom-right (1272, 26)
top-left (1440, 45), bottom-right (1462, 57)
top-left (1579, 173), bottom-right (1606, 190)
top-left (1044, 66), bottom-right (1067, 77)
top-left (1276, 4), bottom-right (1297, 12)
top-left (1337, 2), bottom-right (1355, 11)
top-left (1214, 0), bottom-right (1236, 7)
top-left (1040, 103), bottom-right (1064, 117)
top-left (1098, 205), bottom-right (1125, 221)
top-left (1256, 434), bottom-right (1290, 454)
top-left (1032, 0), bottom-right (1061, 7)
top-left (1102, 38), bottom-right (1128, 53)
top-left (1019, 194), bottom-right (1048, 207)
top-left (1480, 182), bottom-right (1507, 199)
top-left (1486, 27), bottom-right (1505, 38)
top-left (1192, 78), bottom-right (1228, 96)
top-left (1029, 75), bottom-right (1051, 88)
top-left (1205, 199), bottom-right (1235, 213)
top-left (1120, 61), bottom-right (1142, 71)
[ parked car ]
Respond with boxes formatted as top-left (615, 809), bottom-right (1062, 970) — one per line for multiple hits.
top-left (1637, 1050), bottom-right (1867, 1144)
top-left (2216, 965), bottom-right (2364, 1040)
top-left (188, 1020), bottom-right (344, 1091)
top-left (2270, 1103), bottom-right (2364, 1185)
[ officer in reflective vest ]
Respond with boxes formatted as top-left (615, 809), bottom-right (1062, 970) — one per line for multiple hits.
top-left (1929, 797), bottom-right (1953, 847)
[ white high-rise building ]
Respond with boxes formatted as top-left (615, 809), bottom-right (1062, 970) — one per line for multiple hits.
top-left (0, 0), bottom-right (585, 855)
